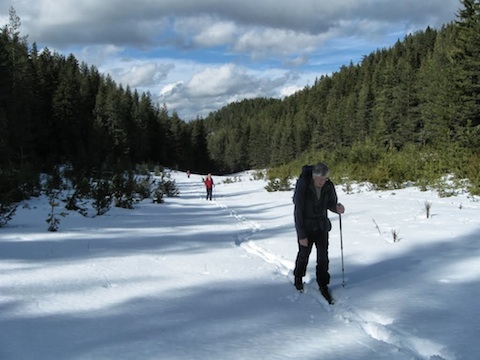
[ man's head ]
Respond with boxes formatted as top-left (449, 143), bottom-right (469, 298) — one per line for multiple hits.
top-left (312, 162), bottom-right (329, 188)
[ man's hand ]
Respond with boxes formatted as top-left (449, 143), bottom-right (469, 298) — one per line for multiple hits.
top-left (336, 203), bottom-right (345, 214)
top-left (299, 238), bottom-right (308, 247)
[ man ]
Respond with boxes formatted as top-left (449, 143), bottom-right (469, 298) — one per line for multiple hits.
top-left (204, 173), bottom-right (214, 200)
top-left (293, 162), bottom-right (345, 303)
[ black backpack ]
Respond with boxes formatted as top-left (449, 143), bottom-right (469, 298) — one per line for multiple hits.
top-left (292, 165), bottom-right (313, 204)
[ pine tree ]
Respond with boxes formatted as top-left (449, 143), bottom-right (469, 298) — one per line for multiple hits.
top-left (417, 25), bottom-right (460, 146)
top-left (1, 7), bottom-right (35, 167)
top-left (454, 0), bottom-right (480, 130)
top-left (52, 54), bottom-right (82, 163)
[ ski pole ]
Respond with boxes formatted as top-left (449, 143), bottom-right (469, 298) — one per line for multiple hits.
top-left (339, 213), bottom-right (346, 287)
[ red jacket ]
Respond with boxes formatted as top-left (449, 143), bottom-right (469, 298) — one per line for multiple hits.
top-left (205, 177), bottom-right (214, 189)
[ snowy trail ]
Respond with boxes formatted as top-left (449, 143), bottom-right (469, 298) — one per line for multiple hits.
top-left (2, 171), bottom-right (474, 359)
top-left (203, 177), bottom-right (456, 360)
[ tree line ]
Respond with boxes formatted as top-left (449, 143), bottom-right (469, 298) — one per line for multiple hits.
top-left (1, 7), bottom-right (211, 205)
top-left (1, 0), bottom-right (480, 207)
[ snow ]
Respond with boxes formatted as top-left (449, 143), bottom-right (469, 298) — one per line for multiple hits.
top-left (1, 170), bottom-right (479, 360)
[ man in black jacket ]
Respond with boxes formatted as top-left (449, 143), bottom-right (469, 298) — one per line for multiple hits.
top-left (293, 162), bottom-right (345, 303)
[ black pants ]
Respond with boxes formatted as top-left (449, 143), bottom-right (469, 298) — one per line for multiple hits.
top-left (206, 188), bottom-right (213, 200)
top-left (293, 228), bottom-right (330, 287)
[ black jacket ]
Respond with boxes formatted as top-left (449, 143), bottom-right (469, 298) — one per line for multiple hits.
top-left (293, 165), bottom-right (338, 240)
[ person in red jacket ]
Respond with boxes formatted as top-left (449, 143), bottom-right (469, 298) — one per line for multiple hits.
top-left (204, 173), bottom-right (214, 200)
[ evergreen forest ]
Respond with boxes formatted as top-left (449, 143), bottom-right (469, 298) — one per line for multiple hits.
top-left (1, 0), bottom-right (480, 211)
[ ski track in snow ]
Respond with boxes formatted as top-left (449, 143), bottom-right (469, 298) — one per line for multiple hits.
top-left (206, 186), bottom-right (455, 360)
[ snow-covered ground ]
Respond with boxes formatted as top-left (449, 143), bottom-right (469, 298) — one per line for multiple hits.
top-left (1, 170), bottom-right (479, 360)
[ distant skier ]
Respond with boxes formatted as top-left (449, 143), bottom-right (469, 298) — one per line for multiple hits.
top-left (292, 162), bottom-right (345, 304)
top-left (204, 173), bottom-right (214, 200)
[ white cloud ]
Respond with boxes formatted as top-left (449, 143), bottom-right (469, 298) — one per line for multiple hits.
top-left (159, 81), bottom-right (183, 96)
top-left (115, 62), bottom-right (172, 88)
top-left (193, 21), bottom-right (237, 48)
top-left (76, 45), bottom-right (124, 67)
top-left (153, 63), bottom-right (312, 119)
top-left (280, 85), bottom-right (303, 97)
top-left (186, 64), bottom-right (250, 97)
top-left (234, 27), bottom-right (331, 59)
top-left (156, 64), bottom-right (259, 118)
top-left (12, 0), bottom-right (459, 52)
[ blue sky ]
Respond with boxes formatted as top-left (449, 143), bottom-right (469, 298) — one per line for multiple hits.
top-left (1, 0), bottom-right (461, 120)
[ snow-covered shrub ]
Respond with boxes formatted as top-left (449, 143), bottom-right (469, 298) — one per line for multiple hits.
top-left (265, 177), bottom-right (291, 192)
top-left (0, 203), bottom-right (16, 227)
top-left (46, 193), bottom-right (67, 232)
top-left (92, 179), bottom-right (113, 216)
top-left (151, 172), bottom-right (179, 203)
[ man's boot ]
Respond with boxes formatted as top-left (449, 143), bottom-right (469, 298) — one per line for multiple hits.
top-left (319, 285), bottom-right (334, 304)
top-left (294, 277), bottom-right (304, 291)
